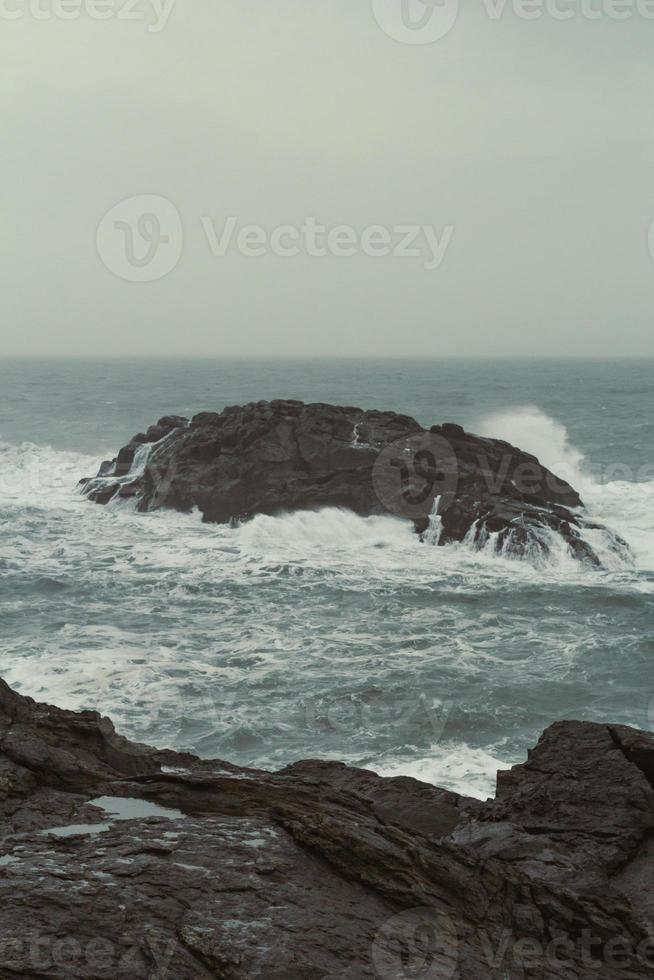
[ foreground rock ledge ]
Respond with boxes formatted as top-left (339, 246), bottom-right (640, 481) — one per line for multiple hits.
top-left (1, 679), bottom-right (653, 978)
top-left (80, 399), bottom-right (626, 564)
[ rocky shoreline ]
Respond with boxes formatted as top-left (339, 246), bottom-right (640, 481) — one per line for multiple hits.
top-left (80, 399), bottom-right (626, 566)
top-left (1, 678), bottom-right (653, 978)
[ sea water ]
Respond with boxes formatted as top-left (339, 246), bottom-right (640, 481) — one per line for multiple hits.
top-left (0, 357), bottom-right (652, 800)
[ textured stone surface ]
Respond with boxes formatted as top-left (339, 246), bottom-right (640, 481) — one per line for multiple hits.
top-left (80, 399), bottom-right (625, 564)
top-left (1, 679), bottom-right (653, 978)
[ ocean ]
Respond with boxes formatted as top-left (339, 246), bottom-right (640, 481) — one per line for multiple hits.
top-left (1, 357), bottom-right (652, 800)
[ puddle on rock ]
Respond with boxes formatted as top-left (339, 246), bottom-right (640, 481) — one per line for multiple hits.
top-left (41, 822), bottom-right (113, 838)
top-left (39, 796), bottom-right (184, 838)
top-left (89, 797), bottom-right (184, 821)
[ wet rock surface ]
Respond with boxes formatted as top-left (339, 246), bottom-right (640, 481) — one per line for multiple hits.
top-left (1, 678), bottom-right (654, 978)
top-left (80, 400), bottom-right (623, 564)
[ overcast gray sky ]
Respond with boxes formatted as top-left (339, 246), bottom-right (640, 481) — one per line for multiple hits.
top-left (2, 1), bottom-right (654, 357)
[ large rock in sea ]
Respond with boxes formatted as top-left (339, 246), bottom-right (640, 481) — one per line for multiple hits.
top-left (80, 399), bottom-right (625, 565)
top-left (0, 677), bottom-right (653, 977)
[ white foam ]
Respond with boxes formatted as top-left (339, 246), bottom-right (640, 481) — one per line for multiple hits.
top-left (477, 405), bottom-right (586, 488)
top-left (474, 405), bottom-right (654, 574)
top-left (374, 742), bottom-right (511, 801)
top-left (129, 441), bottom-right (153, 477)
top-left (0, 439), bottom-right (103, 511)
top-left (234, 507), bottom-right (414, 556)
top-left (422, 496), bottom-right (443, 546)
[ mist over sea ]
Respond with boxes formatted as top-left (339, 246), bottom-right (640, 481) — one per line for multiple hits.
top-left (1, 357), bottom-right (652, 799)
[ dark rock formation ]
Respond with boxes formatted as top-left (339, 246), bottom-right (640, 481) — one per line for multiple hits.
top-left (1, 678), bottom-right (653, 978)
top-left (80, 400), bottom-right (627, 565)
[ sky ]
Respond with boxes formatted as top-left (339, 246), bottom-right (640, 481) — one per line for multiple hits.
top-left (2, 0), bottom-right (654, 358)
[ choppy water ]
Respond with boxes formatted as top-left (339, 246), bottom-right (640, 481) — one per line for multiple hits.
top-left (1, 358), bottom-right (652, 799)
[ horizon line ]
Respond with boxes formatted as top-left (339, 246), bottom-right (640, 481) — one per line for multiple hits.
top-left (1, 354), bottom-right (653, 362)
